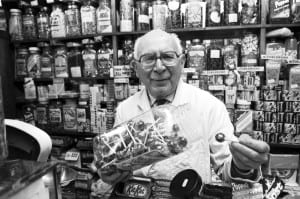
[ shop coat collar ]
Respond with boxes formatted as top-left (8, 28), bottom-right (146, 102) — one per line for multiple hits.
top-left (136, 79), bottom-right (188, 112)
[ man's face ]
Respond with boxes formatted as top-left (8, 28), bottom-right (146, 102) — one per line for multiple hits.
top-left (133, 35), bottom-right (185, 99)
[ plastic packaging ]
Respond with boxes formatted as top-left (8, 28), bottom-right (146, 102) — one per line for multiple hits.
top-left (9, 9), bottom-right (23, 40)
top-left (241, 33), bottom-right (258, 66)
top-left (269, 0), bottom-right (291, 24)
top-left (93, 104), bottom-right (191, 173)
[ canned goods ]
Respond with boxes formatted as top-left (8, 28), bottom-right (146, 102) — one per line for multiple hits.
top-left (253, 101), bottom-right (264, 111)
top-left (263, 122), bottom-right (276, 133)
top-left (277, 112), bottom-right (285, 123)
top-left (264, 111), bottom-right (273, 122)
top-left (293, 101), bottom-right (300, 112)
top-left (293, 90), bottom-right (300, 101)
top-left (263, 132), bottom-right (270, 143)
top-left (284, 101), bottom-right (293, 112)
top-left (284, 123), bottom-right (297, 135)
top-left (263, 101), bottom-right (277, 112)
top-left (296, 124), bottom-right (300, 135)
top-left (285, 112), bottom-right (294, 123)
top-left (263, 90), bottom-right (277, 101)
top-left (253, 111), bottom-right (264, 121)
top-left (282, 90), bottom-right (293, 101)
top-left (276, 102), bottom-right (285, 112)
top-left (253, 120), bottom-right (263, 131)
top-left (295, 113), bottom-right (300, 124)
top-left (276, 123), bottom-right (284, 134)
top-left (269, 133), bottom-right (278, 143)
top-left (253, 131), bottom-right (263, 141)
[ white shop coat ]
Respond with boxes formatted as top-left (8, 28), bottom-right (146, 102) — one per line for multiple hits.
top-left (115, 79), bottom-right (260, 183)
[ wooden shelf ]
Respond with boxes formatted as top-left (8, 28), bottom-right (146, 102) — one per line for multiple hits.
top-left (269, 143), bottom-right (300, 149)
top-left (48, 131), bottom-right (97, 138)
top-left (14, 77), bottom-right (112, 83)
top-left (265, 24), bottom-right (300, 29)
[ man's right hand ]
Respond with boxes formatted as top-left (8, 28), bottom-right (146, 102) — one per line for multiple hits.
top-left (98, 169), bottom-right (133, 185)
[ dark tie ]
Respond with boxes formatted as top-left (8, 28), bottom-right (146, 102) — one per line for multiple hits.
top-left (153, 99), bottom-right (169, 107)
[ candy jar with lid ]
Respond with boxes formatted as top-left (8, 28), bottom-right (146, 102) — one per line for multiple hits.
top-left (82, 39), bottom-right (97, 77)
top-left (39, 42), bottom-right (54, 78)
top-left (81, 0), bottom-right (96, 35)
top-left (224, 0), bottom-right (239, 25)
top-left (152, 0), bottom-right (168, 30)
top-left (50, 3), bottom-right (66, 38)
top-left (22, 6), bottom-right (37, 39)
top-left (136, 0), bottom-right (150, 31)
top-left (97, 0), bottom-right (112, 33)
top-left (223, 39), bottom-right (239, 70)
top-left (187, 38), bottom-right (206, 73)
top-left (48, 99), bottom-right (63, 132)
top-left (65, 1), bottom-right (82, 37)
top-left (54, 44), bottom-right (68, 78)
top-left (206, 0), bottom-right (222, 27)
top-left (27, 47), bottom-right (41, 78)
top-left (9, 9), bottom-right (23, 40)
top-left (36, 99), bottom-right (49, 131)
top-left (62, 95), bottom-right (78, 132)
top-left (207, 40), bottom-right (223, 70)
top-left (77, 99), bottom-right (91, 133)
top-left (67, 42), bottom-right (83, 78)
top-left (15, 47), bottom-right (29, 78)
top-left (37, 6), bottom-right (50, 39)
top-left (120, 0), bottom-right (134, 32)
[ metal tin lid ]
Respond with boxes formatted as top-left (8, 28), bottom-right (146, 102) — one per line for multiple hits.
top-left (10, 9), bottom-right (21, 13)
top-left (28, 47), bottom-right (40, 52)
top-left (170, 169), bottom-right (202, 198)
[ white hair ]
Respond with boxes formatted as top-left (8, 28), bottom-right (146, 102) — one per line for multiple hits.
top-left (133, 29), bottom-right (183, 60)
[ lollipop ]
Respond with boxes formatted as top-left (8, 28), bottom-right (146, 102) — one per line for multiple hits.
top-left (215, 133), bottom-right (239, 143)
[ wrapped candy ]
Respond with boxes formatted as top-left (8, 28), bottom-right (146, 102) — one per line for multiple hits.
top-left (93, 104), bottom-right (190, 173)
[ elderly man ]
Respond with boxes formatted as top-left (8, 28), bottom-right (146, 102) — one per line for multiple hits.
top-left (99, 29), bottom-right (270, 186)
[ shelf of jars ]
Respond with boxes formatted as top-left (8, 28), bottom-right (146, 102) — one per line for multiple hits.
top-left (14, 76), bottom-right (113, 83)
top-left (269, 143), bottom-right (300, 149)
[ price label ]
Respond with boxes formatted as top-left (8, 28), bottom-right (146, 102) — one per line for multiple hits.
top-left (202, 70), bottom-right (229, 76)
top-left (261, 54), bottom-right (288, 60)
top-left (237, 66), bottom-right (264, 72)
top-left (65, 151), bottom-right (80, 161)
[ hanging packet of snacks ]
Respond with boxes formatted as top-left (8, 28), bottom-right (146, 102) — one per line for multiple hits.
top-left (291, 0), bottom-right (300, 23)
top-left (184, 0), bottom-right (206, 28)
top-left (93, 104), bottom-right (198, 173)
top-left (269, 0), bottom-right (291, 24)
top-left (240, 0), bottom-right (258, 25)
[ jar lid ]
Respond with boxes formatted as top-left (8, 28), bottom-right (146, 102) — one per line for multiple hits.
top-left (28, 47), bottom-right (40, 52)
top-left (67, 42), bottom-right (81, 47)
top-left (236, 99), bottom-right (251, 106)
top-left (10, 9), bottom-right (21, 13)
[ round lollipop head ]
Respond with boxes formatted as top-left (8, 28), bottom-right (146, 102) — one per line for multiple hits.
top-left (215, 133), bottom-right (225, 142)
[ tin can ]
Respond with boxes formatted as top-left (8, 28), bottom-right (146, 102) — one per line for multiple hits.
top-left (269, 133), bottom-right (278, 143)
top-left (263, 132), bottom-right (270, 143)
top-left (263, 89), bottom-right (277, 101)
top-left (284, 123), bottom-right (297, 135)
top-left (253, 101), bottom-right (264, 111)
top-left (293, 101), bottom-right (300, 112)
top-left (253, 111), bottom-right (264, 121)
top-left (285, 112), bottom-right (294, 123)
top-left (253, 131), bottom-right (263, 141)
top-left (263, 122), bottom-right (276, 133)
top-left (263, 101), bottom-right (277, 112)
top-left (284, 101), bottom-right (293, 112)
top-left (295, 113), bottom-right (300, 124)
top-left (276, 102), bottom-right (284, 112)
top-left (276, 123), bottom-right (284, 134)
top-left (253, 120), bottom-right (263, 131)
top-left (277, 112), bottom-right (285, 123)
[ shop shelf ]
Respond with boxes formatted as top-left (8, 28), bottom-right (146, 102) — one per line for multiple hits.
top-left (12, 38), bottom-right (50, 45)
top-left (269, 143), bottom-right (300, 149)
top-left (265, 24), bottom-right (300, 29)
top-left (48, 130), bottom-right (98, 138)
top-left (14, 77), bottom-right (112, 83)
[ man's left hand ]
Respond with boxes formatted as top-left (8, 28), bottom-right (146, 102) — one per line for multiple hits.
top-left (230, 134), bottom-right (270, 171)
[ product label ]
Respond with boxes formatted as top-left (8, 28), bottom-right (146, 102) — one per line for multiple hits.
top-left (49, 108), bottom-right (62, 123)
top-left (63, 107), bottom-right (77, 130)
top-left (55, 55), bottom-right (68, 77)
top-left (77, 108), bottom-right (87, 123)
top-left (229, 13), bottom-right (238, 22)
top-left (138, 15), bottom-right (150, 24)
top-left (210, 50), bottom-right (220, 58)
top-left (36, 107), bottom-right (47, 124)
top-left (70, 66), bottom-right (82, 77)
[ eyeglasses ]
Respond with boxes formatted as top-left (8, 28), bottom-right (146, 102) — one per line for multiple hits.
top-left (137, 51), bottom-right (181, 69)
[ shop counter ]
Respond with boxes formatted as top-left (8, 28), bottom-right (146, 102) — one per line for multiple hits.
top-left (0, 159), bottom-right (61, 199)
